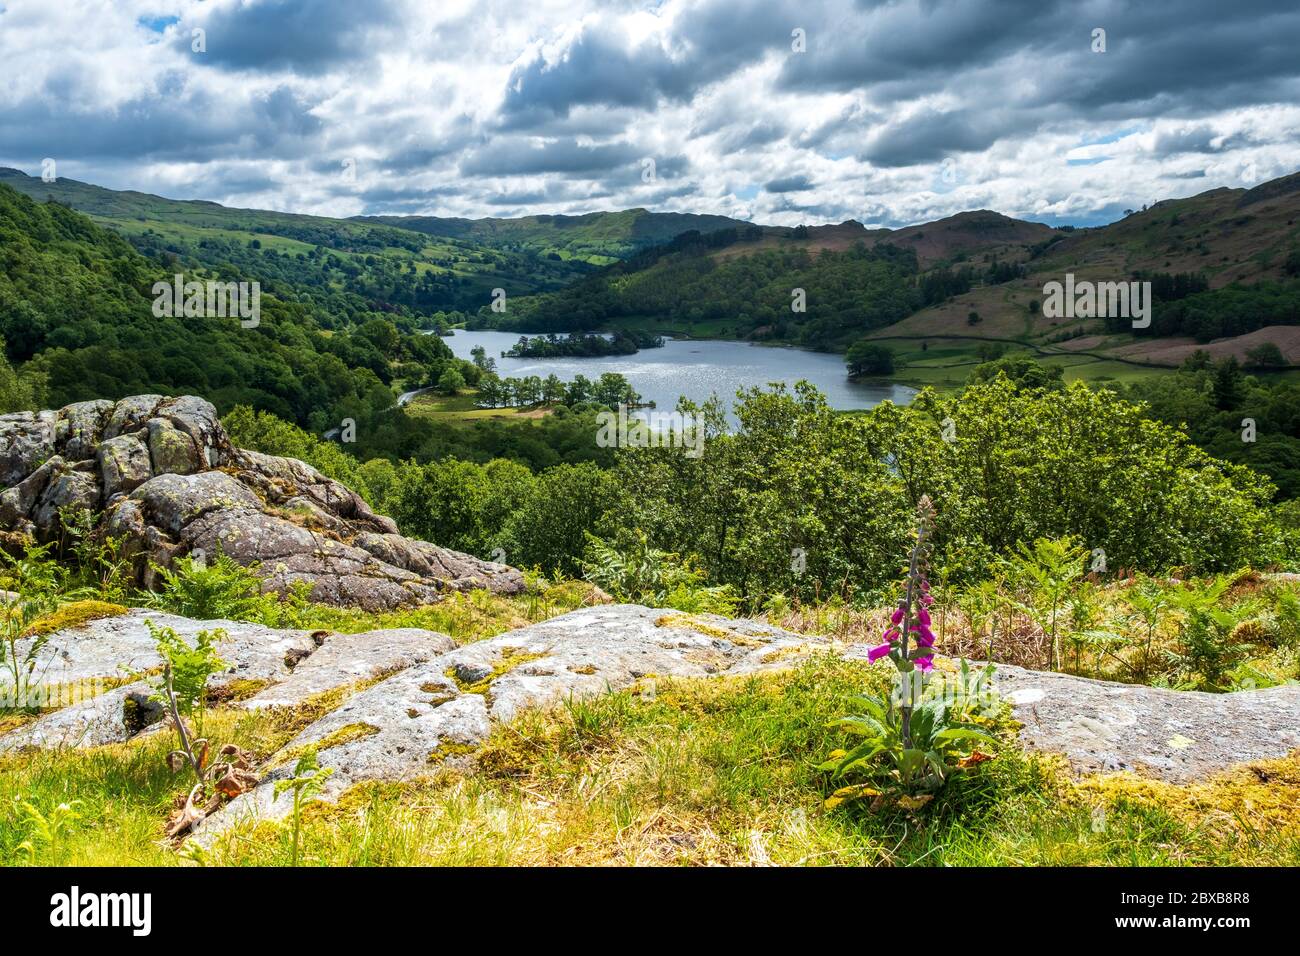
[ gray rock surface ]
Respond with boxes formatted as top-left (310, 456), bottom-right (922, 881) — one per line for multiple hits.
top-left (0, 609), bottom-right (319, 753)
top-left (989, 664), bottom-right (1300, 784)
top-left (0, 394), bottom-right (525, 609)
top-left (202, 605), bottom-right (830, 835)
top-left (240, 628), bottom-right (455, 709)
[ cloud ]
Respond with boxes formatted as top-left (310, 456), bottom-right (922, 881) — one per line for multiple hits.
top-left (765, 174), bottom-right (814, 193)
top-left (180, 0), bottom-right (402, 74)
top-left (0, 0), bottom-right (1296, 226)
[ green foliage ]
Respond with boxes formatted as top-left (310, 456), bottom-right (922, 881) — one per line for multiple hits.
top-left (0, 336), bottom-right (45, 413)
top-left (147, 552), bottom-right (308, 628)
top-left (437, 366), bottom-right (466, 395)
top-left (845, 340), bottom-right (895, 376)
top-left (0, 183), bottom-right (448, 428)
top-left (274, 748), bottom-right (334, 866)
top-left (1163, 576), bottom-right (1256, 690)
top-left (966, 355), bottom-right (1064, 392)
top-left (14, 798), bottom-right (82, 865)
top-left (612, 380), bottom-right (1279, 604)
top-left (504, 238), bottom-right (921, 347)
top-left (822, 660), bottom-right (1001, 804)
top-left (1123, 362), bottom-right (1300, 500)
top-left (582, 531), bottom-right (739, 615)
top-left (1009, 536), bottom-right (1088, 670)
top-left (144, 620), bottom-right (225, 736)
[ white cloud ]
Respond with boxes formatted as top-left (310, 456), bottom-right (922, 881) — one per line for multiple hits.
top-left (0, 0), bottom-right (1296, 226)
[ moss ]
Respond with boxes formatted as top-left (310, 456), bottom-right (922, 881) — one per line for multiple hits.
top-left (21, 600), bottom-right (129, 638)
top-left (759, 644), bottom-right (812, 665)
top-left (207, 677), bottom-right (271, 704)
top-left (1075, 753), bottom-right (1300, 837)
top-left (427, 740), bottom-right (478, 764)
top-left (445, 652), bottom-right (547, 695)
top-left (265, 722), bottom-right (379, 770)
top-left (654, 613), bottom-right (765, 647)
top-left (417, 681), bottom-right (457, 706)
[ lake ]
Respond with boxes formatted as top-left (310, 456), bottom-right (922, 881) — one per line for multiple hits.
top-left (437, 330), bottom-right (916, 416)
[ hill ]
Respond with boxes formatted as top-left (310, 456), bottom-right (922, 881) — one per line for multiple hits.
top-left (355, 208), bottom-right (753, 263)
top-left (0, 168), bottom-right (593, 319)
top-left (0, 182), bottom-right (456, 425)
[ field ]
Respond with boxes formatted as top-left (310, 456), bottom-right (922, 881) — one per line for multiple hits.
top-left (404, 389), bottom-right (555, 422)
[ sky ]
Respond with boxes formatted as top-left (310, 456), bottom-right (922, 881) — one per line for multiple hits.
top-left (1, 0), bottom-right (1298, 228)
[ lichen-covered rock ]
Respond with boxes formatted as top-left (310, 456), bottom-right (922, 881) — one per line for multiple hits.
top-left (0, 410), bottom-right (56, 486)
top-left (241, 628), bottom-right (456, 709)
top-left (147, 418), bottom-right (200, 475)
top-left (55, 400), bottom-right (113, 461)
top-left (202, 605), bottom-right (829, 834)
top-left (987, 664), bottom-right (1300, 784)
top-left (97, 433), bottom-right (153, 497)
top-left (0, 609), bottom-right (319, 752)
top-left (0, 394), bottom-right (523, 609)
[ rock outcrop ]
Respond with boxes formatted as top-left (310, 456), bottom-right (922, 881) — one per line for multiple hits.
top-left (5, 604), bottom-right (1297, 842)
top-left (988, 664), bottom-right (1300, 784)
top-left (0, 395), bottom-right (523, 610)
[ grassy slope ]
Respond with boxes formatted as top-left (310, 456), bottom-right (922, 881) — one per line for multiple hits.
top-left (867, 173), bottom-right (1300, 379)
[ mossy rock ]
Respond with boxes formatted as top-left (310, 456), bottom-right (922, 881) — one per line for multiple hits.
top-left (20, 600), bottom-right (129, 638)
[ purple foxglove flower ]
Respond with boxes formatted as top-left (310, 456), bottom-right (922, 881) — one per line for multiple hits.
top-left (915, 655), bottom-right (934, 671)
top-left (891, 607), bottom-right (905, 625)
top-left (867, 643), bottom-right (893, 662)
top-left (917, 607), bottom-right (932, 626)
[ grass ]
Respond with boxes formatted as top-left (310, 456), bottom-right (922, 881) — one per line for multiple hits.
top-left (6, 656), bottom-right (1297, 866)
top-left (404, 389), bottom-right (556, 423)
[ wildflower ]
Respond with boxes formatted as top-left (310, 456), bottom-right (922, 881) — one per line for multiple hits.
top-left (867, 643), bottom-right (893, 662)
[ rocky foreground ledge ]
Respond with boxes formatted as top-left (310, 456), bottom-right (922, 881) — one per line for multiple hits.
top-left (2, 605), bottom-right (1297, 840)
top-left (0, 395), bottom-right (522, 609)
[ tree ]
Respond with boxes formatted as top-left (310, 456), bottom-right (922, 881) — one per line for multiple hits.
top-left (966, 355), bottom-right (1063, 393)
top-left (845, 340), bottom-right (895, 376)
top-left (0, 338), bottom-right (46, 414)
top-left (437, 367), bottom-right (466, 395)
top-left (1244, 341), bottom-right (1286, 369)
top-left (1211, 357), bottom-right (1245, 409)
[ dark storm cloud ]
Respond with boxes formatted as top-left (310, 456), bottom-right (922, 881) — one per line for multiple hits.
top-left (781, 0), bottom-right (1300, 127)
top-left (459, 139), bottom-right (642, 177)
top-left (765, 174), bottom-right (814, 192)
top-left (178, 0), bottom-right (401, 74)
top-left (0, 82), bottom-right (322, 163)
top-left (500, 1), bottom-right (804, 124)
top-left (859, 108), bottom-right (1023, 167)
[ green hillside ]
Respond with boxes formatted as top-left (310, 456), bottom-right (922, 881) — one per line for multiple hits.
top-left (0, 182), bottom-right (457, 427)
top-left (0, 168), bottom-right (592, 320)
top-left (354, 208), bottom-right (752, 263)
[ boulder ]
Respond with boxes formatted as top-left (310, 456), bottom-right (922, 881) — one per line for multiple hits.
top-left (97, 433), bottom-right (153, 497)
top-left (0, 395), bottom-right (525, 609)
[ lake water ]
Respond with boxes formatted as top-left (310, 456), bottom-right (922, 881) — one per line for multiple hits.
top-left (438, 329), bottom-right (916, 416)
